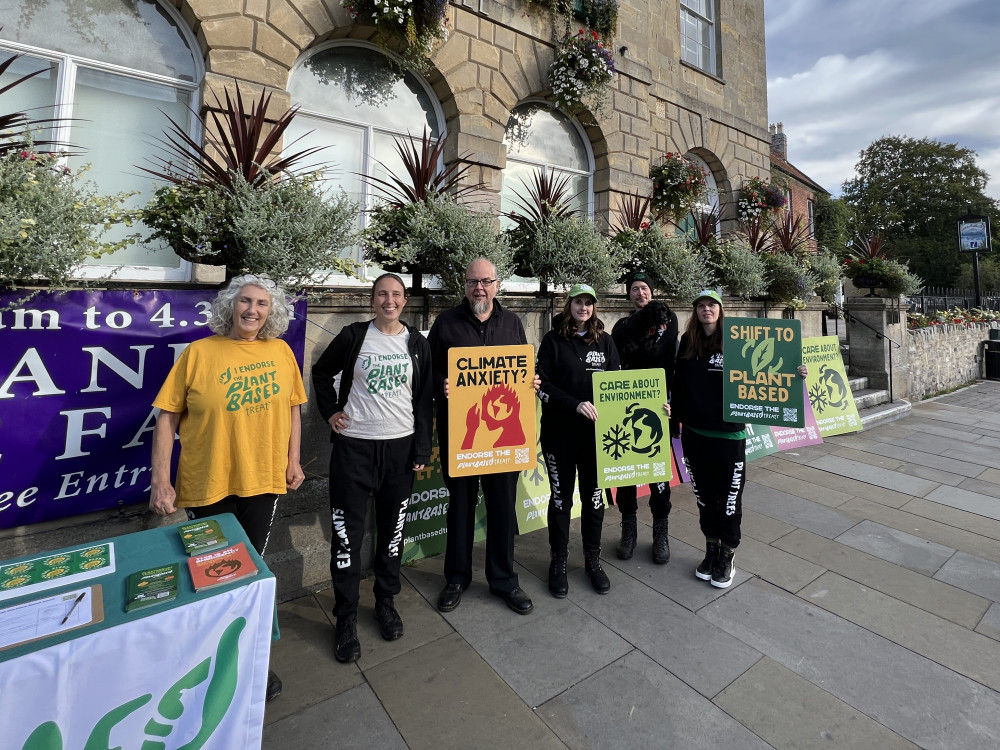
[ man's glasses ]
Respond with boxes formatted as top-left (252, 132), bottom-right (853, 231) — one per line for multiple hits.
top-left (465, 278), bottom-right (498, 288)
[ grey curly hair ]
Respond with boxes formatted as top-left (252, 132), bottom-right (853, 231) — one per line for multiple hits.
top-left (208, 274), bottom-right (292, 339)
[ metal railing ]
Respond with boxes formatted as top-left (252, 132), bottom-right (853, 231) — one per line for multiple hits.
top-left (831, 301), bottom-right (902, 403)
top-left (911, 288), bottom-right (1000, 314)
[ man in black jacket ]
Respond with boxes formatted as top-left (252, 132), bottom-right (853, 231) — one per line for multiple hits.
top-left (610, 271), bottom-right (679, 565)
top-left (427, 258), bottom-right (534, 615)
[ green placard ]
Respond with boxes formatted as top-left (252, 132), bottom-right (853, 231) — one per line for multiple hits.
top-left (722, 317), bottom-right (804, 428)
top-left (593, 369), bottom-right (672, 489)
top-left (802, 335), bottom-right (863, 437)
top-left (744, 423), bottom-right (780, 461)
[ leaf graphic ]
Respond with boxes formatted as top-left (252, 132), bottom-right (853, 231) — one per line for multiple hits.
top-left (751, 338), bottom-right (774, 374)
top-left (742, 340), bottom-right (754, 357)
top-left (768, 357), bottom-right (784, 374)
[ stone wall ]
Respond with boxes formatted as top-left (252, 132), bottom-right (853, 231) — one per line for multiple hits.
top-left (907, 322), bottom-right (993, 401)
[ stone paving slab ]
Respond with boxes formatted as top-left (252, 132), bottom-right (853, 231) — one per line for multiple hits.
top-left (808, 455), bottom-right (940, 498)
top-left (537, 650), bottom-right (772, 750)
top-left (934, 551), bottom-right (1000, 602)
top-left (940, 442), bottom-right (1000, 471)
top-left (893, 418), bottom-right (987, 443)
top-left (713, 657), bottom-right (920, 750)
top-left (911, 402), bottom-right (984, 426)
top-left (900, 497), bottom-right (1000, 542)
top-left (839, 497), bottom-right (1000, 565)
top-left (841, 434), bottom-right (986, 478)
top-left (829, 445), bottom-right (907, 471)
top-left (773, 528), bottom-right (989, 629)
top-left (266, 594), bottom-right (365, 726)
top-left (834, 519), bottom-right (955, 575)
top-left (365, 631), bottom-right (566, 750)
top-left (801, 571), bottom-right (1000, 692)
top-left (749, 466), bottom-right (855, 508)
top-left (742, 482), bottom-right (859, 539)
top-left (924, 484), bottom-right (1000, 520)
top-left (571, 563), bottom-right (763, 698)
top-left (263, 683), bottom-right (407, 749)
top-left (978, 602), bottom-right (1000, 641)
top-left (765, 459), bottom-right (915, 507)
top-left (701, 579), bottom-right (1000, 749)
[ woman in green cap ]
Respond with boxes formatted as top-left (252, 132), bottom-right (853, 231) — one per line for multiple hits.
top-left (537, 283), bottom-right (621, 597)
top-left (671, 290), bottom-right (806, 588)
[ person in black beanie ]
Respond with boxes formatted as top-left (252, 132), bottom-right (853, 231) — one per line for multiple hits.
top-left (610, 271), bottom-right (678, 564)
top-left (537, 284), bottom-right (621, 597)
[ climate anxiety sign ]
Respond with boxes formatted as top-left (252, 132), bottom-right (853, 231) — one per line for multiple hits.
top-left (0, 290), bottom-right (305, 530)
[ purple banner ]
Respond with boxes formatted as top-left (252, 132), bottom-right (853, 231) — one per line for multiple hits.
top-left (0, 290), bottom-right (306, 529)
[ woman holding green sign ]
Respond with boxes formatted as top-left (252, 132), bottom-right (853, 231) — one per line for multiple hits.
top-left (671, 291), bottom-right (806, 588)
top-left (537, 284), bottom-right (621, 597)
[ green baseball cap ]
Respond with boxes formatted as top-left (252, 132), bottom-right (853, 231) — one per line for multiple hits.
top-left (693, 289), bottom-right (723, 307)
top-left (568, 283), bottom-right (597, 300)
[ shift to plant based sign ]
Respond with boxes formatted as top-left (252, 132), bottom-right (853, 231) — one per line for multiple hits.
top-left (446, 346), bottom-right (537, 478)
top-left (592, 368), bottom-right (671, 489)
top-left (722, 318), bottom-right (804, 428)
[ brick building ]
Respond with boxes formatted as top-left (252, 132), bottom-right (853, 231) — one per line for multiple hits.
top-left (769, 122), bottom-right (829, 254)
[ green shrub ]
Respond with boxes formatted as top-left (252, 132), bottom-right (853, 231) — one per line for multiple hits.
top-left (764, 252), bottom-right (817, 306)
top-left (517, 215), bottom-right (623, 291)
top-left (809, 250), bottom-right (843, 304)
top-left (700, 239), bottom-right (768, 299)
top-left (613, 227), bottom-right (712, 301)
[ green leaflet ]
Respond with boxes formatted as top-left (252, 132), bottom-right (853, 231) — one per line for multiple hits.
top-left (751, 338), bottom-right (774, 374)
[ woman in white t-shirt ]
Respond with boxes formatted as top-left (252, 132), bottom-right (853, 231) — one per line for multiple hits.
top-left (311, 273), bottom-right (433, 663)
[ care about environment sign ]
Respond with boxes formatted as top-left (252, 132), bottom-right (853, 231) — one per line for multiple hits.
top-left (722, 317), bottom-right (804, 428)
top-left (593, 368), bottom-right (671, 489)
top-left (446, 345), bottom-right (537, 477)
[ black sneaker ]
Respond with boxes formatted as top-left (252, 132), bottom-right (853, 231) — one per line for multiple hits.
top-left (616, 514), bottom-right (637, 560)
top-left (695, 538), bottom-right (720, 581)
top-left (266, 670), bottom-right (282, 702)
top-left (548, 553), bottom-right (568, 598)
top-left (373, 598), bottom-right (404, 641)
top-left (711, 544), bottom-right (735, 589)
top-left (584, 552), bottom-right (611, 594)
top-left (334, 617), bottom-right (361, 662)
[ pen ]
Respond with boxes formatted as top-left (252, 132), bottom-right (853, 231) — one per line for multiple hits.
top-left (60, 591), bottom-right (86, 625)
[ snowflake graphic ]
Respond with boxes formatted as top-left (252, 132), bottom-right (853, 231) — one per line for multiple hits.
top-left (809, 382), bottom-right (829, 411)
top-left (602, 424), bottom-right (630, 461)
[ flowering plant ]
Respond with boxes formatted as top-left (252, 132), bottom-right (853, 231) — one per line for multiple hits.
top-left (341, 0), bottom-right (448, 73)
top-left (548, 29), bottom-right (616, 115)
top-left (908, 307), bottom-right (1000, 329)
top-left (737, 176), bottom-right (786, 219)
top-left (649, 152), bottom-right (707, 221)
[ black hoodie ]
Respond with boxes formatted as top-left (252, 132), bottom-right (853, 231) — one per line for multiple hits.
top-left (537, 313), bottom-right (621, 442)
top-left (610, 300), bottom-right (678, 390)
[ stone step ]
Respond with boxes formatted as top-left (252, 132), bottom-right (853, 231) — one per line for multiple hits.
top-left (859, 398), bottom-right (912, 429)
top-left (853, 388), bottom-right (890, 410)
top-left (848, 376), bottom-right (868, 392)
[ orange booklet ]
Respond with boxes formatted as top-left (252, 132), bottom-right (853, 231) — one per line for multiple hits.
top-left (186, 542), bottom-right (258, 591)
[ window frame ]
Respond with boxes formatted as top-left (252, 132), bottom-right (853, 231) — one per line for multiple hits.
top-left (679, 0), bottom-right (718, 76)
top-left (0, 0), bottom-right (203, 283)
top-left (286, 40), bottom-right (448, 286)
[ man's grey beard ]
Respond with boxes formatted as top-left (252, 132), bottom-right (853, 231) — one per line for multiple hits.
top-left (471, 298), bottom-right (491, 316)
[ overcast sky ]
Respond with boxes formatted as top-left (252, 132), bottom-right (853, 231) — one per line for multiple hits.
top-left (765, 0), bottom-right (1000, 199)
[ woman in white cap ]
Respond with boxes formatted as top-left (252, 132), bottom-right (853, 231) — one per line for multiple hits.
top-left (671, 290), bottom-right (805, 588)
top-left (537, 284), bottom-right (621, 597)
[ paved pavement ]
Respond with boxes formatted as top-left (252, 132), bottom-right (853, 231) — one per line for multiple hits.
top-left (262, 381), bottom-right (1000, 750)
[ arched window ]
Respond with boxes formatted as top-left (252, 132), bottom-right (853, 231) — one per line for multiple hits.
top-left (0, 0), bottom-right (201, 280)
top-left (502, 102), bottom-right (593, 220)
top-left (285, 43), bottom-right (444, 280)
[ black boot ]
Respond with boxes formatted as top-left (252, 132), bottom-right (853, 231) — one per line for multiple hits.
top-left (695, 538), bottom-right (720, 581)
top-left (584, 550), bottom-right (611, 594)
top-left (334, 617), bottom-right (361, 663)
top-left (711, 543), bottom-right (736, 589)
top-left (652, 518), bottom-right (670, 565)
top-left (548, 552), bottom-right (568, 598)
top-left (616, 513), bottom-right (637, 560)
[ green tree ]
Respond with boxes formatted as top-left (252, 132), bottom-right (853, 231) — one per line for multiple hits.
top-left (841, 136), bottom-right (998, 286)
top-left (813, 193), bottom-right (851, 255)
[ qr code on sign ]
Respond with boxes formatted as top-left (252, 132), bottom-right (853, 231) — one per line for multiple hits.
top-left (653, 462), bottom-right (666, 476)
top-left (783, 408), bottom-right (798, 422)
top-left (515, 448), bottom-right (529, 464)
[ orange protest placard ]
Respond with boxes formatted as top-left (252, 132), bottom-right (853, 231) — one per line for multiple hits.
top-left (447, 345), bottom-right (537, 477)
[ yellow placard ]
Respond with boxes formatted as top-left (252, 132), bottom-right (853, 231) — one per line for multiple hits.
top-left (447, 345), bottom-right (537, 477)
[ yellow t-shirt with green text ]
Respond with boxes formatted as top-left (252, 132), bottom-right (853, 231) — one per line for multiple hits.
top-left (153, 335), bottom-right (307, 507)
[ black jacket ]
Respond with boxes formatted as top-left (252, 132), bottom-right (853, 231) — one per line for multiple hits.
top-left (611, 300), bottom-right (678, 389)
top-left (427, 298), bottom-right (527, 422)
top-left (537, 314), bottom-right (620, 442)
top-left (311, 320), bottom-right (433, 465)
top-left (670, 333), bottom-right (743, 435)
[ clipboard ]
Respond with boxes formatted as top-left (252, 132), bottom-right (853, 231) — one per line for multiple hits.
top-left (0, 584), bottom-right (104, 652)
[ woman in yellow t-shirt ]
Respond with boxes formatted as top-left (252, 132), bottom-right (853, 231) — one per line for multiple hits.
top-left (149, 273), bottom-right (306, 702)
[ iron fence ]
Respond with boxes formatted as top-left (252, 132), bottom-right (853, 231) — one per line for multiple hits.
top-left (910, 288), bottom-right (1000, 314)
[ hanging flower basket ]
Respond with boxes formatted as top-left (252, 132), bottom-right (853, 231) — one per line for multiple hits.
top-left (547, 29), bottom-right (616, 115)
top-left (737, 176), bottom-right (785, 220)
top-left (341, 0), bottom-right (448, 73)
top-left (649, 152), bottom-right (707, 222)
